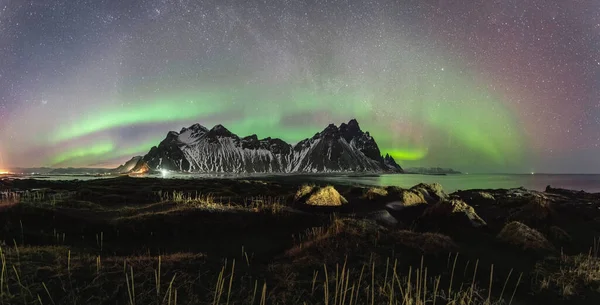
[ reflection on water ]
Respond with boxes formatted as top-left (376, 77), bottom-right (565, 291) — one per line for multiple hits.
top-left (3, 173), bottom-right (600, 193)
top-left (316, 174), bottom-right (600, 193)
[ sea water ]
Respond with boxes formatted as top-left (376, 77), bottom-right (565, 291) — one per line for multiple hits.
top-left (4, 173), bottom-right (600, 193)
top-left (315, 174), bottom-right (600, 193)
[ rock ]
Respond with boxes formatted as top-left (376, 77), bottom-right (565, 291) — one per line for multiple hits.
top-left (383, 187), bottom-right (430, 210)
top-left (477, 192), bottom-right (496, 200)
top-left (545, 185), bottom-right (600, 201)
top-left (399, 189), bottom-right (428, 206)
top-left (295, 185), bottom-right (348, 207)
top-left (385, 200), bottom-right (428, 228)
top-left (421, 199), bottom-right (487, 228)
top-left (547, 226), bottom-right (571, 244)
top-left (362, 187), bottom-right (389, 200)
top-left (367, 210), bottom-right (398, 227)
top-left (508, 193), bottom-right (556, 226)
top-left (458, 191), bottom-right (496, 205)
top-left (410, 183), bottom-right (447, 203)
top-left (497, 221), bottom-right (554, 252)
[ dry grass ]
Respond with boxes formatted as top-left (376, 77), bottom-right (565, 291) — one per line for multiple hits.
top-left (547, 226), bottom-right (572, 244)
top-left (279, 233), bottom-right (520, 305)
top-left (391, 231), bottom-right (459, 254)
top-left (295, 184), bottom-right (315, 201)
top-left (286, 217), bottom-right (380, 260)
top-left (0, 241), bottom-right (522, 305)
top-left (244, 196), bottom-right (286, 214)
top-left (154, 191), bottom-right (285, 214)
top-left (0, 190), bottom-right (75, 209)
top-left (497, 221), bottom-right (554, 252)
top-left (534, 239), bottom-right (600, 297)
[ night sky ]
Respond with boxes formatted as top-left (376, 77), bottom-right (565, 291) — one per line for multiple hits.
top-left (0, 0), bottom-right (599, 173)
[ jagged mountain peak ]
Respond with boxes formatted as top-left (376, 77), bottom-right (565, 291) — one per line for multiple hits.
top-left (207, 124), bottom-right (236, 137)
top-left (339, 118), bottom-right (360, 131)
top-left (339, 118), bottom-right (365, 142)
top-left (180, 123), bottom-right (209, 134)
top-left (318, 123), bottom-right (341, 139)
top-left (242, 134), bottom-right (259, 141)
top-left (383, 154), bottom-right (402, 171)
top-left (139, 119), bottom-right (403, 174)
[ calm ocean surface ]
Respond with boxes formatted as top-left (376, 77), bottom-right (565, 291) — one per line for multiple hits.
top-left (316, 174), bottom-right (600, 193)
top-left (5, 173), bottom-right (600, 193)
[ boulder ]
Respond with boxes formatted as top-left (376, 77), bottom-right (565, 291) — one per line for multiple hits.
top-left (399, 189), bottom-right (428, 206)
top-left (547, 226), bottom-right (572, 244)
top-left (367, 210), bottom-right (398, 227)
top-left (295, 185), bottom-right (348, 207)
top-left (497, 221), bottom-right (554, 252)
top-left (508, 193), bottom-right (556, 227)
top-left (410, 183), bottom-right (447, 203)
top-left (362, 187), bottom-right (389, 200)
top-left (421, 199), bottom-right (487, 228)
top-left (458, 191), bottom-right (496, 205)
top-left (385, 200), bottom-right (428, 228)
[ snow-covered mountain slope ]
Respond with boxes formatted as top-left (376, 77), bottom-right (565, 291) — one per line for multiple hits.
top-left (137, 119), bottom-right (403, 173)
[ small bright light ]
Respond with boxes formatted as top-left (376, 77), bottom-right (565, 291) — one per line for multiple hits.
top-left (531, 172), bottom-right (535, 175)
top-left (160, 169), bottom-right (168, 178)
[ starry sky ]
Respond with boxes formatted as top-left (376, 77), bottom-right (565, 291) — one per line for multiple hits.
top-left (0, 0), bottom-right (599, 173)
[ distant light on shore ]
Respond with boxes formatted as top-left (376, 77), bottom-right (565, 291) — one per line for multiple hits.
top-left (160, 169), bottom-right (168, 178)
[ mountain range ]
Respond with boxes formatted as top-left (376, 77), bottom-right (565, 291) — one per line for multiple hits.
top-left (127, 119), bottom-right (403, 174)
top-left (404, 167), bottom-right (461, 175)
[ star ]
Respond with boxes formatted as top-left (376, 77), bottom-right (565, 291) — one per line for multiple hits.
top-left (0, 0), bottom-right (596, 173)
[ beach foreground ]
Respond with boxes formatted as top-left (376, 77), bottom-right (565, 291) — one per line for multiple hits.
top-left (0, 176), bottom-right (599, 304)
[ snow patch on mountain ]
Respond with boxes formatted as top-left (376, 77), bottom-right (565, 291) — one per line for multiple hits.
top-left (138, 119), bottom-right (403, 174)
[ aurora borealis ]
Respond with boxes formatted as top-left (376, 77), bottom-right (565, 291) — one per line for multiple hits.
top-left (0, 0), bottom-right (599, 173)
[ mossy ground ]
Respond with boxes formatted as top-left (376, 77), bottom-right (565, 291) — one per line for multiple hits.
top-left (0, 176), bottom-right (599, 304)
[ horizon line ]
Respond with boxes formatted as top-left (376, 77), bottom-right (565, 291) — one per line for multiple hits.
top-left (3, 166), bottom-right (600, 176)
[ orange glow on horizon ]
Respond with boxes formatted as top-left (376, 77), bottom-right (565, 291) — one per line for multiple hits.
top-left (0, 170), bottom-right (10, 175)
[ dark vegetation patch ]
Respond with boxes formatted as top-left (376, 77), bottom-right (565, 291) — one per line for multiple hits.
top-left (0, 176), bottom-right (599, 304)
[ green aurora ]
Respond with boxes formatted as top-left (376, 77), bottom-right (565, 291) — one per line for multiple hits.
top-left (51, 142), bottom-right (115, 166)
top-left (42, 32), bottom-right (525, 170)
top-left (47, 72), bottom-right (524, 169)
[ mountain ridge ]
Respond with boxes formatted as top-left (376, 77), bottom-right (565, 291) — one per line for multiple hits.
top-left (132, 119), bottom-right (403, 174)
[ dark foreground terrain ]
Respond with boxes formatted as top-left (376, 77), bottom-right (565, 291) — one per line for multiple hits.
top-left (0, 176), bottom-right (599, 305)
